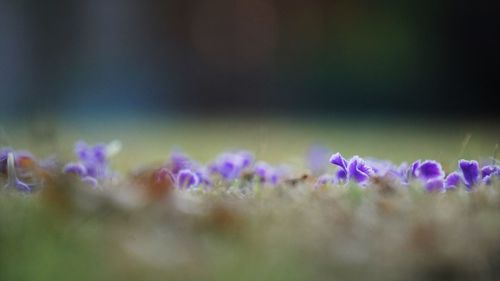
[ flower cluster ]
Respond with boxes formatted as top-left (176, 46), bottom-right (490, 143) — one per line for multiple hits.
top-left (322, 152), bottom-right (499, 192)
top-left (2, 142), bottom-right (499, 194)
top-left (158, 149), bottom-right (297, 190)
top-left (158, 150), bottom-right (255, 189)
top-left (63, 141), bottom-right (120, 188)
top-left (164, 151), bottom-right (204, 189)
top-left (209, 151), bottom-right (254, 181)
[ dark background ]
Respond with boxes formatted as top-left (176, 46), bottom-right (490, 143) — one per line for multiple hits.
top-left (0, 0), bottom-right (498, 119)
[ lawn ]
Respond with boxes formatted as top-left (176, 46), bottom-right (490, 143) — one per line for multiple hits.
top-left (1, 117), bottom-right (499, 281)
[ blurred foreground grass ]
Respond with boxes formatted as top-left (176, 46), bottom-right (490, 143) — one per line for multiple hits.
top-left (1, 183), bottom-right (500, 281)
top-left (1, 117), bottom-right (499, 281)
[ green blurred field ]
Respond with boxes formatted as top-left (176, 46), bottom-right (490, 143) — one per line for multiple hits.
top-left (4, 117), bottom-right (499, 169)
top-left (1, 117), bottom-right (499, 281)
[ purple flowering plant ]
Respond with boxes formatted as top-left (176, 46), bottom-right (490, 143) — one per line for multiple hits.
top-left (2, 140), bottom-right (499, 195)
top-left (63, 140), bottom-right (121, 188)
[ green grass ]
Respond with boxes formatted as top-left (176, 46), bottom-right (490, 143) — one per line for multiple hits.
top-left (1, 118), bottom-right (499, 281)
top-left (1, 183), bottom-right (500, 281)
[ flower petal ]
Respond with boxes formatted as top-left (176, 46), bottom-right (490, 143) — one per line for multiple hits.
top-left (425, 178), bottom-right (444, 192)
top-left (410, 160), bottom-right (421, 178)
top-left (177, 169), bottom-right (200, 189)
top-left (329, 153), bottom-right (348, 170)
top-left (481, 165), bottom-right (498, 178)
top-left (347, 156), bottom-right (372, 184)
top-left (336, 169), bottom-right (347, 182)
top-left (415, 160), bottom-right (444, 181)
top-left (307, 145), bottom-right (330, 175)
top-left (459, 159), bottom-right (479, 188)
top-left (63, 162), bottom-right (88, 177)
top-left (444, 172), bottom-right (462, 189)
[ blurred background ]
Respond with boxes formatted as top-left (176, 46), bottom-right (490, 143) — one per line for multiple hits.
top-left (1, 0), bottom-right (498, 121)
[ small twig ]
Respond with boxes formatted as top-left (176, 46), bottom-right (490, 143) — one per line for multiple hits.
top-left (458, 134), bottom-right (472, 158)
top-left (492, 144), bottom-right (498, 165)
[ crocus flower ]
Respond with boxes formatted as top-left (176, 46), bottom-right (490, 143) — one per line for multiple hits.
top-left (347, 156), bottom-right (372, 185)
top-left (63, 162), bottom-right (87, 177)
top-left (63, 141), bottom-right (119, 188)
top-left (176, 169), bottom-right (200, 189)
top-left (444, 172), bottom-right (462, 190)
top-left (3, 152), bottom-right (31, 192)
top-left (330, 153), bottom-right (372, 185)
top-left (167, 151), bottom-right (193, 174)
top-left (329, 153), bottom-right (348, 182)
top-left (410, 160), bottom-right (446, 191)
top-left (74, 141), bottom-right (110, 179)
top-left (307, 145), bottom-right (331, 176)
top-left (481, 165), bottom-right (498, 178)
top-left (194, 167), bottom-right (212, 186)
top-left (481, 165), bottom-right (499, 185)
top-left (458, 160), bottom-right (479, 189)
top-left (237, 150), bottom-right (254, 169)
top-left (211, 151), bottom-right (254, 181)
top-left (407, 160), bottom-right (421, 180)
top-left (414, 160), bottom-right (445, 181)
top-left (255, 161), bottom-right (281, 185)
top-left (425, 178), bottom-right (445, 192)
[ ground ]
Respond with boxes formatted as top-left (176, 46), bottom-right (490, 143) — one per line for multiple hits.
top-left (0, 117), bottom-right (499, 281)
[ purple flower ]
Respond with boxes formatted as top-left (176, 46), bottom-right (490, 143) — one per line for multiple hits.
top-left (459, 160), bottom-right (479, 189)
top-left (330, 152), bottom-right (348, 170)
top-left (480, 165), bottom-right (498, 185)
top-left (64, 141), bottom-right (118, 187)
top-left (195, 168), bottom-right (212, 187)
top-left (218, 160), bottom-right (239, 179)
top-left (255, 161), bottom-right (269, 178)
top-left (330, 153), bottom-right (372, 185)
top-left (176, 169), bottom-right (200, 189)
top-left (315, 174), bottom-right (334, 188)
top-left (347, 156), bottom-right (372, 185)
top-left (366, 159), bottom-right (409, 184)
top-left (425, 178), bottom-right (444, 192)
top-left (329, 153), bottom-right (349, 182)
top-left (307, 145), bottom-right (331, 175)
top-left (63, 162), bottom-right (87, 177)
top-left (3, 152), bottom-right (32, 192)
top-left (481, 165), bottom-right (498, 178)
top-left (74, 141), bottom-right (110, 179)
top-left (167, 151), bottom-right (193, 174)
top-left (336, 169), bottom-right (348, 182)
top-left (408, 160), bottom-right (421, 179)
top-left (237, 150), bottom-right (254, 169)
top-left (414, 160), bottom-right (444, 181)
top-left (444, 172), bottom-right (462, 190)
top-left (255, 161), bottom-right (281, 185)
top-left (211, 151), bottom-right (253, 181)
